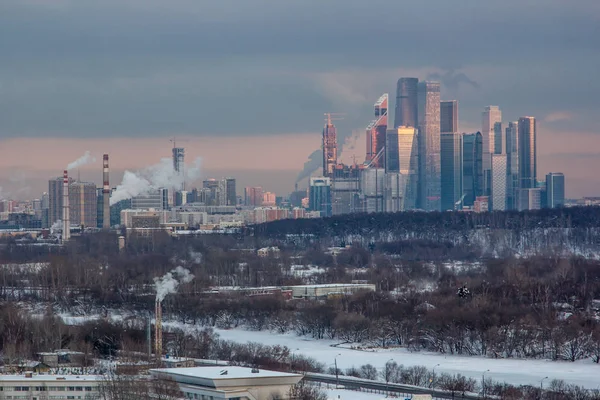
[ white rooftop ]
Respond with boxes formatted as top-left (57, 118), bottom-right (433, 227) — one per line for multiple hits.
top-left (151, 366), bottom-right (298, 380)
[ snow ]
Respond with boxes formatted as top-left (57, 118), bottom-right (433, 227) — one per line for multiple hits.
top-left (152, 366), bottom-right (300, 380)
top-left (212, 328), bottom-right (600, 389)
top-left (325, 388), bottom-right (384, 400)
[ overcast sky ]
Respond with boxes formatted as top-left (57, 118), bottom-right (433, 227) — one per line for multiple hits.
top-left (0, 0), bottom-right (599, 198)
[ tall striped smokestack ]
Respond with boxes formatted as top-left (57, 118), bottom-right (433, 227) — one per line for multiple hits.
top-left (103, 154), bottom-right (110, 229)
top-left (62, 170), bottom-right (71, 241)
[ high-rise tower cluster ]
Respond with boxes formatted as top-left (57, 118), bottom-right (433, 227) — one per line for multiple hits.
top-left (310, 76), bottom-right (563, 216)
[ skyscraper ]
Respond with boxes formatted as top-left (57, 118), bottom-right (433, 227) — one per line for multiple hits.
top-left (440, 132), bottom-right (463, 211)
top-left (365, 94), bottom-right (388, 168)
top-left (491, 154), bottom-right (507, 211)
top-left (322, 114), bottom-right (338, 177)
top-left (493, 122), bottom-right (503, 155)
top-left (518, 188), bottom-right (541, 211)
top-left (505, 121), bottom-right (519, 210)
top-left (394, 78), bottom-right (419, 128)
top-left (462, 132), bottom-right (483, 207)
top-left (518, 116), bottom-right (537, 189)
top-left (70, 182), bottom-right (98, 228)
top-left (546, 173), bottom-right (565, 208)
top-left (440, 100), bottom-right (458, 134)
top-left (225, 178), bottom-right (237, 206)
top-left (309, 177), bottom-right (332, 217)
top-left (386, 127), bottom-right (419, 210)
top-left (418, 81), bottom-right (441, 211)
top-left (244, 186), bottom-right (264, 207)
top-left (482, 106), bottom-right (502, 195)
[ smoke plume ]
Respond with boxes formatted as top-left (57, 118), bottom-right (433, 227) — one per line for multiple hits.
top-left (295, 149), bottom-right (322, 184)
top-left (154, 266), bottom-right (195, 303)
top-left (67, 151), bottom-right (96, 170)
top-left (110, 157), bottom-right (202, 205)
top-left (50, 220), bottom-right (62, 234)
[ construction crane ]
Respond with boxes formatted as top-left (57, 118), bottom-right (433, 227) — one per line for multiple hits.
top-left (169, 137), bottom-right (189, 149)
top-left (324, 112), bottom-right (345, 126)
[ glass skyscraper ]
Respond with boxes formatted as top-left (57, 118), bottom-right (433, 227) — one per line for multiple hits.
top-left (462, 132), bottom-right (483, 207)
top-left (386, 127), bottom-right (419, 210)
top-left (394, 78), bottom-right (419, 128)
top-left (482, 106), bottom-right (502, 196)
top-left (418, 81), bottom-right (441, 211)
top-left (546, 173), bottom-right (565, 208)
top-left (440, 132), bottom-right (463, 211)
top-left (309, 177), bottom-right (332, 217)
top-left (518, 116), bottom-right (537, 189)
top-left (505, 121), bottom-right (519, 210)
top-left (440, 100), bottom-right (458, 134)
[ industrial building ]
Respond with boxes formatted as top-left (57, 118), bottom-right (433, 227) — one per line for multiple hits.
top-left (150, 366), bottom-right (303, 400)
top-left (287, 283), bottom-right (376, 299)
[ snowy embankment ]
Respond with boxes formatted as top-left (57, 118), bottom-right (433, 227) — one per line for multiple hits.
top-left (210, 327), bottom-right (600, 390)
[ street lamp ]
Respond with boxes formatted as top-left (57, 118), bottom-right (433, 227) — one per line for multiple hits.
top-left (334, 353), bottom-right (342, 388)
top-left (482, 369), bottom-right (490, 397)
top-left (431, 364), bottom-right (441, 388)
top-left (385, 358), bottom-right (394, 396)
top-left (541, 376), bottom-right (549, 391)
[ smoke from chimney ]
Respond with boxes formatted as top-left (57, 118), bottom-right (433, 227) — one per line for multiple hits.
top-left (62, 170), bottom-right (70, 242)
top-left (103, 154), bottom-right (110, 229)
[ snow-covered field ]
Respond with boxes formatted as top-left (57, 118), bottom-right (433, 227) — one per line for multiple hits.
top-left (212, 328), bottom-right (600, 389)
top-left (325, 388), bottom-right (383, 400)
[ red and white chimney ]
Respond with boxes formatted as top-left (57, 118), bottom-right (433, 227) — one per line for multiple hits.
top-left (62, 170), bottom-right (71, 241)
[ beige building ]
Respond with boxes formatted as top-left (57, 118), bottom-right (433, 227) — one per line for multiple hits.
top-left (0, 373), bottom-right (101, 399)
top-left (150, 366), bottom-right (303, 400)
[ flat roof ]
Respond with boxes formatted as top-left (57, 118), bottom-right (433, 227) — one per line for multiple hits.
top-left (0, 375), bottom-right (101, 382)
top-left (289, 283), bottom-right (375, 288)
top-left (151, 366), bottom-right (299, 380)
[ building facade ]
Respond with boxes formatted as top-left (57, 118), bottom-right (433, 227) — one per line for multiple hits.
top-left (322, 116), bottom-right (338, 177)
top-left (518, 116), bottom-right (537, 190)
top-left (386, 127), bottom-right (419, 210)
top-left (491, 154), bottom-right (507, 211)
top-left (462, 132), bottom-right (483, 207)
top-left (131, 189), bottom-right (169, 210)
top-left (365, 94), bottom-right (388, 168)
top-left (418, 81), bottom-right (441, 211)
top-left (440, 100), bottom-right (458, 134)
top-left (69, 182), bottom-right (98, 228)
top-left (482, 106), bottom-right (502, 195)
top-left (440, 132), bottom-right (463, 211)
top-left (546, 172), bottom-right (565, 208)
top-left (505, 121), bottom-right (519, 210)
top-left (518, 188), bottom-right (542, 211)
top-left (309, 177), bottom-right (332, 217)
top-left (394, 78), bottom-right (419, 128)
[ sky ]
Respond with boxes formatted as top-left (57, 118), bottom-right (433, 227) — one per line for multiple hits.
top-left (1, 0), bottom-right (599, 199)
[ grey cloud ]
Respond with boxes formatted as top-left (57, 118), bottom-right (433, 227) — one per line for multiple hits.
top-left (0, 0), bottom-right (599, 139)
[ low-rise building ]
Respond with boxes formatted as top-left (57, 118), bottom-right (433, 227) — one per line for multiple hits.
top-left (287, 283), bottom-right (376, 299)
top-left (149, 366), bottom-right (303, 400)
top-left (0, 373), bottom-right (102, 399)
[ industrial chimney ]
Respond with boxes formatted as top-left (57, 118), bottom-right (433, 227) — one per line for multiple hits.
top-left (103, 154), bottom-right (110, 229)
top-left (62, 170), bottom-right (71, 241)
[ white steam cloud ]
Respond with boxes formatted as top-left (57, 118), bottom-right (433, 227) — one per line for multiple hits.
top-left (110, 157), bottom-right (202, 205)
top-left (154, 266), bottom-right (195, 303)
top-left (67, 151), bottom-right (96, 170)
top-left (50, 220), bottom-right (62, 234)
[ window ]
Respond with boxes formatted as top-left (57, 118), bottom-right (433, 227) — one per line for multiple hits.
top-left (85, 387), bottom-right (93, 392)
top-left (68, 387), bottom-right (76, 391)
top-left (75, 387), bottom-right (83, 391)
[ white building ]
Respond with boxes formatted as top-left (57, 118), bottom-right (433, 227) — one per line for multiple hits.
top-left (150, 366), bottom-right (303, 400)
top-left (287, 283), bottom-right (376, 299)
top-left (0, 373), bottom-right (102, 399)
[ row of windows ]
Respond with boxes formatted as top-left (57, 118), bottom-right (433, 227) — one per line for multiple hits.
top-left (0, 386), bottom-right (96, 392)
top-left (1, 396), bottom-right (100, 400)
